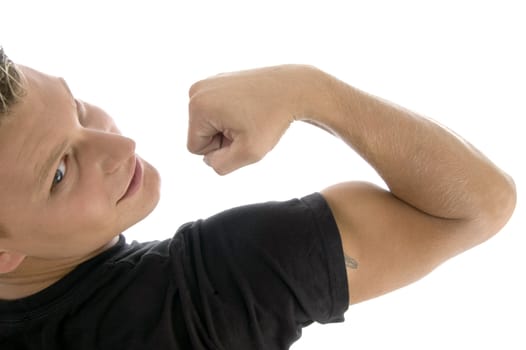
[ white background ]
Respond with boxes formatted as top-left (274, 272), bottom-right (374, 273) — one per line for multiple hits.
top-left (2, 1), bottom-right (524, 348)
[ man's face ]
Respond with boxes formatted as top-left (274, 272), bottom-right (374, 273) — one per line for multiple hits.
top-left (0, 66), bottom-right (161, 259)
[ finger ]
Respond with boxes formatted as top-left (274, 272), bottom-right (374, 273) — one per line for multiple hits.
top-left (187, 91), bottom-right (226, 154)
top-left (203, 135), bottom-right (261, 175)
top-left (188, 133), bottom-right (223, 155)
top-left (186, 111), bottom-right (223, 155)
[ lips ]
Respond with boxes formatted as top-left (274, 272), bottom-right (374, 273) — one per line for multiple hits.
top-left (118, 155), bottom-right (143, 202)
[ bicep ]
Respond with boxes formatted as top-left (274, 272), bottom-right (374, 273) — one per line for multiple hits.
top-left (321, 181), bottom-right (474, 304)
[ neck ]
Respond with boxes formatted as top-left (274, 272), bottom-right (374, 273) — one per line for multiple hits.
top-left (0, 237), bottom-right (118, 300)
top-left (0, 259), bottom-right (77, 300)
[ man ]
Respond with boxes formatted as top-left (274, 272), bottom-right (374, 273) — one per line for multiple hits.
top-left (0, 47), bottom-right (516, 349)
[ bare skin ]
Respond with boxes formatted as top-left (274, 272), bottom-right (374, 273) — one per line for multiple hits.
top-left (187, 65), bottom-right (516, 304)
top-left (0, 66), bottom-right (161, 300)
top-left (0, 64), bottom-right (516, 305)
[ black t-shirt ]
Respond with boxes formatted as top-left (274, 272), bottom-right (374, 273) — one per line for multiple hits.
top-left (0, 193), bottom-right (349, 349)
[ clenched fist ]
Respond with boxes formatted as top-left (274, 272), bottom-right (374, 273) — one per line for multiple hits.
top-left (187, 64), bottom-right (329, 175)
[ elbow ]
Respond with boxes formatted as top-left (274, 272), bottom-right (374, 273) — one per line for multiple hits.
top-left (476, 172), bottom-right (517, 241)
top-left (498, 173), bottom-right (517, 227)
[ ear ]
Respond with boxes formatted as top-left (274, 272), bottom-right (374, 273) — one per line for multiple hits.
top-left (0, 251), bottom-right (26, 274)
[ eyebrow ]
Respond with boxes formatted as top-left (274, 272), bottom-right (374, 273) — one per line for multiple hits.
top-left (36, 78), bottom-right (75, 191)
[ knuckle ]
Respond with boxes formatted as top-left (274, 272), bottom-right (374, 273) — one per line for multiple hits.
top-left (188, 92), bottom-right (212, 119)
top-left (206, 157), bottom-right (229, 176)
top-left (186, 139), bottom-right (196, 153)
top-left (188, 98), bottom-right (204, 125)
top-left (188, 80), bottom-right (202, 97)
top-left (187, 93), bottom-right (201, 114)
top-left (214, 166), bottom-right (230, 176)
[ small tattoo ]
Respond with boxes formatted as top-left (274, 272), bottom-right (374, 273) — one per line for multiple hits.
top-left (345, 255), bottom-right (358, 269)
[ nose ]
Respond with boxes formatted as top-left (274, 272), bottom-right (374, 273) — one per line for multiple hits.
top-left (80, 129), bottom-right (136, 174)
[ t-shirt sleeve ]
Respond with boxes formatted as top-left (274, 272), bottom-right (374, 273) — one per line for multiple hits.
top-left (171, 193), bottom-right (349, 350)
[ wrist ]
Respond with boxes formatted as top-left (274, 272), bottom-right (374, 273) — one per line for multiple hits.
top-left (292, 65), bottom-right (350, 136)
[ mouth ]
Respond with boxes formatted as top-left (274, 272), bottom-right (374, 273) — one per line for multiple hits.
top-left (118, 155), bottom-right (143, 203)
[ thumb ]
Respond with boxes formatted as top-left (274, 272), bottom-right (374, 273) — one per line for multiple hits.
top-left (203, 134), bottom-right (261, 175)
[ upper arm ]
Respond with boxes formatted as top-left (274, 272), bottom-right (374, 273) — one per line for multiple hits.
top-left (321, 181), bottom-right (482, 305)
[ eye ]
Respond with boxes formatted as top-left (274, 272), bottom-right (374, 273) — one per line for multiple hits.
top-left (52, 157), bottom-right (67, 189)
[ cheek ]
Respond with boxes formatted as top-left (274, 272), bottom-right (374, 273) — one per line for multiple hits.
top-left (35, 185), bottom-right (116, 242)
top-left (68, 188), bottom-right (117, 231)
top-left (8, 196), bottom-right (117, 258)
top-left (45, 192), bottom-right (118, 257)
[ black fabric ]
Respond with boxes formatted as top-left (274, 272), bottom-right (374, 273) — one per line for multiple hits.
top-left (0, 193), bottom-right (349, 349)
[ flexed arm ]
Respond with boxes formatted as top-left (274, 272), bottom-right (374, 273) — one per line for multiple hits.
top-left (187, 65), bottom-right (516, 304)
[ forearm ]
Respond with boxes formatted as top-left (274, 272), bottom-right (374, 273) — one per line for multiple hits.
top-left (187, 64), bottom-right (515, 229)
top-left (188, 64), bottom-right (516, 305)
top-left (299, 68), bottom-right (516, 224)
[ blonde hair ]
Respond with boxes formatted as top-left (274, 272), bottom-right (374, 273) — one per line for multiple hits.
top-left (0, 47), bottom-right (24, 238)
top-left (0, 47), bottom-right (25, 117)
